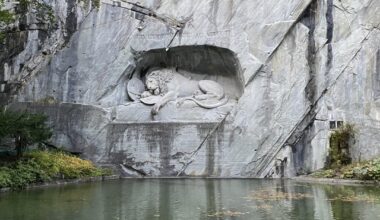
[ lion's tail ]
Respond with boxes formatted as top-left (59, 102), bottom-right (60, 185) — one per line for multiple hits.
top-left (185, 97), bottom-right (229, 109)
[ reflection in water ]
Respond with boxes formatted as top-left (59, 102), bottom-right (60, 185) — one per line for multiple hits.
top-left (1, 179), bottom-right (380, 220)
top-left (159, 180), bottom-right (171, 220)
top-left (206, 180), bottom-right (216, 218)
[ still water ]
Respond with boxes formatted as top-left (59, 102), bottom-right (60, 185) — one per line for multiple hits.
top-left (1, 179), bottom-right (380, 220)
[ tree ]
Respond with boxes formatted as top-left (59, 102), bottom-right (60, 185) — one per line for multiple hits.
top-left (0, 108), bottom-right (52, 157)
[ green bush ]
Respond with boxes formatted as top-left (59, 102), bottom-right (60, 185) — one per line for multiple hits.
top-left (7, 160), bottom-right (40, 188)
top-left (0, 167), bottom-right (12, 187)
top-left (341, 159), bottom-right (380, 180)
top-left (0, 109), bottom-right (52, 157)
top-left (312, 158), bottom-right (380, 181)
top-left (0, 150), bottom-right (111, 189)
top-left (27, 150), bottom-right (104, 179)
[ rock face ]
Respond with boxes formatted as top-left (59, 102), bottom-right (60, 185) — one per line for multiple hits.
top-left (2, 0), bottom-right (380, 177)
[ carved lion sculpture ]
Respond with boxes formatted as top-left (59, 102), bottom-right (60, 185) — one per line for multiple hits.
top-left (139, 69), bottom-right (228, 115)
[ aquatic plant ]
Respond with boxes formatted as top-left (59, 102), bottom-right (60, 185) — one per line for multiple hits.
top-left (207, 210), bottom-right (246, 218)
top-left (245, 189), bottom-right (312, 201)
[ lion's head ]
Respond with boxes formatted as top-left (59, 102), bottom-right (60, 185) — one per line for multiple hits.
top-left (144, 69), bottom-right (173, 95)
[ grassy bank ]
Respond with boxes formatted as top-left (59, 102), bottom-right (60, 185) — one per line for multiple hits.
top-left (0, 150), bottom-right (111, 190)
top-left (311, 158), bottom-right (380, 181)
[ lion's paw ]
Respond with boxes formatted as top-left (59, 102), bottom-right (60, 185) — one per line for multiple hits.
top-left (151, 105), bottom-right (160, 115)
top-left (141, 91), bottom-right (152, 98)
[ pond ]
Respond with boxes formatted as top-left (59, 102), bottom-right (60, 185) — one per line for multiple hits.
top-left (1, 179), bottom-right (380, 220)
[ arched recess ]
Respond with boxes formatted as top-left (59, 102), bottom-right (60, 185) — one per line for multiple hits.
top-left (132, 45), bottom-right (244, 99)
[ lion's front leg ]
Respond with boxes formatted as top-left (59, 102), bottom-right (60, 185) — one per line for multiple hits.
top-left (151, 91), bottom-right (177, 115)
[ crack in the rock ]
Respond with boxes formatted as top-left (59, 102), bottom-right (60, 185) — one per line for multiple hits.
top-left (254, 26), bottom-right (376, 178)
top-left (245, 0), bottom-right (316, 86)
top-left (120, 164), bottom-right (147, 176)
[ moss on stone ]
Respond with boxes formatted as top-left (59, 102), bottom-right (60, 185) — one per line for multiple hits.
top-left (14, 0), bottom-right (55, 23)
top-left (81, 0), bottom-right (100, 9)
top-left (30, 0), bottom-right (56, 24)
top-left (92, 0), bottom-right (100, 9)
top-left (310, 169), bottom-right (336, 178)
top-left (0, 10), bottom-right (14, 24)
top-left (18, 0), bottom-right (30, 10)
top-left (36, 96), bottom-right (58, 104)
top-left (0, 0), bottom-right (15, 25)
top-left (0, 10), bottom-right (12, 44)
top-left (326, 124), bottom-right (355, 169)
top-left (0, 31), bottom-right (5, 44)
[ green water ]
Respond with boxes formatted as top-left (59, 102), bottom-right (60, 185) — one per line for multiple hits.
top-left (1, 179), bottom-right (380, 220)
